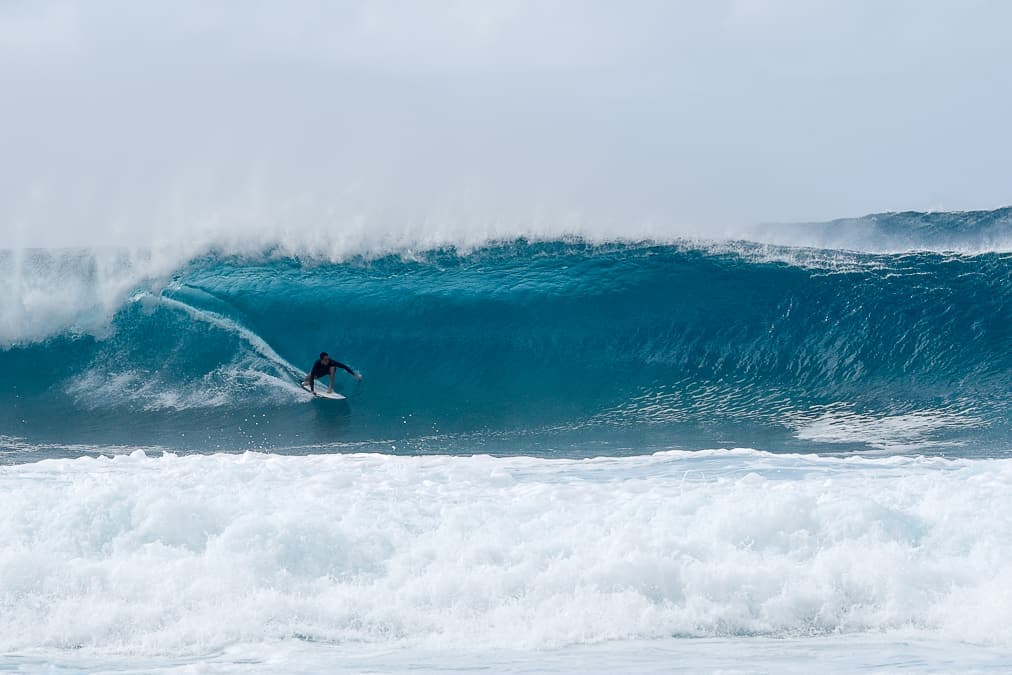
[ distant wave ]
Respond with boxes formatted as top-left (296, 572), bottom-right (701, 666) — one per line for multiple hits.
top-left (745, 206), bottom-right (1012, 253)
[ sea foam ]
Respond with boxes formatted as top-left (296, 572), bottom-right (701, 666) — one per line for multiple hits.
top-left (2, 449), bottom-right (1010, 657)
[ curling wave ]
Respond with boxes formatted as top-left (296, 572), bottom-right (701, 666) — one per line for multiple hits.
top-left (2, 232), bottom-right (1009, 458)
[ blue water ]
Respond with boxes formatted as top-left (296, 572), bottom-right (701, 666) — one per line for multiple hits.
top-left (2, 224), bottom-right (1009, 461)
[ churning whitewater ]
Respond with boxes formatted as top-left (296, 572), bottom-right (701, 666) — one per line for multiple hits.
top-left (1, 208), bottom-right (1011, 671)
top-left (3, 450), bottom-right (1012, 655)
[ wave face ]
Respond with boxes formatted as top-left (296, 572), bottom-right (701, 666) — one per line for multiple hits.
top-left (2, 232), bottom-right (1009, 460)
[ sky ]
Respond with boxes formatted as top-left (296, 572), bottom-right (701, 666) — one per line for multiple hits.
top-left (2, 0), bottom-right (1011, 249)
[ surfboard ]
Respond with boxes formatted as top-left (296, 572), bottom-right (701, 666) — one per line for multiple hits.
top-left (300, 382), bottom-right (346, 400)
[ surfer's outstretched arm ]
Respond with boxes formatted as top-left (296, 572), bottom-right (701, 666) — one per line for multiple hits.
top-left (332, 361), bottom-right (363, 381)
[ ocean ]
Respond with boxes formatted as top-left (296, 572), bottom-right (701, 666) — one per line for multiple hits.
top-left (1, 209), bottom-right (1011, 672)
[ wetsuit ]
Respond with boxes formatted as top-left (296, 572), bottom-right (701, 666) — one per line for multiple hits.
top-left (308, 358), bottom-right (354, 390)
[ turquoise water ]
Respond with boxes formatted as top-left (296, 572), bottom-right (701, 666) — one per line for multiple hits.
top-left (2, 232), bottom-right (1009, 460)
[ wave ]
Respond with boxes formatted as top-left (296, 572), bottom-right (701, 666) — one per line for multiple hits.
top-left (1, 235), bottom-right (1009, 456)
top-left (2, 206), bottom-right (1010, 347)
top-left (746, 206), bottom-right (1012, 253)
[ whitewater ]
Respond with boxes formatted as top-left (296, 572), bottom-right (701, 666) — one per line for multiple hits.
top-left (2, 209), bottom-right (1011, 672)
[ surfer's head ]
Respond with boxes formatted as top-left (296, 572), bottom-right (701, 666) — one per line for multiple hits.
top-left (320, 352), bottom-right (330, 363)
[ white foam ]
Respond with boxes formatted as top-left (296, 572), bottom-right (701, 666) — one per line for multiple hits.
top-left (1, 449), bottom-right (1010, 660)
top-left (65, 360), bottom-right (301, 412)
top-left (0, 435), bottom-right (166, 457)
top-left (55, 294), bottom-right (309, 412)
top-left (0, 248), bottom-right (183, 346)
top-left (792, 404), bottom-right (984, 451)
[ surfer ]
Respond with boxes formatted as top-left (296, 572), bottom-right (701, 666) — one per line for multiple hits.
top-left (303, 352), bottom-right (362, 394)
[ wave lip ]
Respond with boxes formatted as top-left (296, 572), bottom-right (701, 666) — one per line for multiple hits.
top-left (2, 450), bottom-right (1011, 655)
top-left (3, 206), bottom-right (1011, 348)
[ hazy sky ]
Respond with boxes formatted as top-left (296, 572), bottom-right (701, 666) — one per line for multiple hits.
top-left (2, 0), bottom-right (1011, 248)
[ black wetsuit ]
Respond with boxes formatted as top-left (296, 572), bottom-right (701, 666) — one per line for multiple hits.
top-left (308, 358), bottom-right (354, 387)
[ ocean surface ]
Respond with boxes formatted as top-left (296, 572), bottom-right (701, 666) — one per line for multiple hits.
top-left (1, 208), bottom-right (1011, 672)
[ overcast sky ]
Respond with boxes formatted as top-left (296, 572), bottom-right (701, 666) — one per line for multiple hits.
top-left (2, 0), bottom-right (1011, 248)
